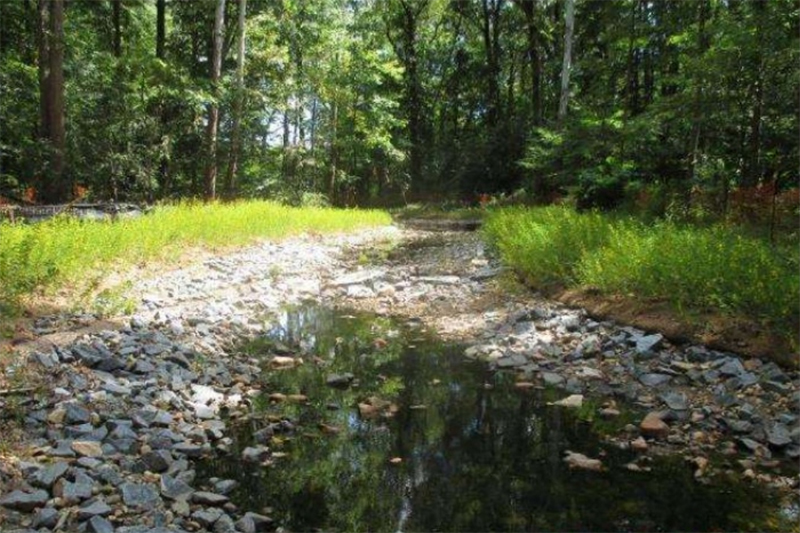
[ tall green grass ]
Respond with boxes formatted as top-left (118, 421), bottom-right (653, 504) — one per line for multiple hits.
top-left (483, 206), bottom-right (799, 332)
top-left (0, 201), bottom-right (390, 309)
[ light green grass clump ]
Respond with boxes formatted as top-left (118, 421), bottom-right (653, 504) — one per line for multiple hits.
top-left (0, 201), bottom-right (390, 309)
top-left (483, 206), bottom-right (799, 330)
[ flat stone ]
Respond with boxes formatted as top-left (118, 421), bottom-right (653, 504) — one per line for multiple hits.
top-left (635, 334), bottom-right (663, 355)
top-left (659, 391), bottom-right (688, 411)
top-left (639, 373), bottom-right (672, 387)
top-left (541, 372), bottom-right (565, 386)
top-left (64, 403), bottom-right (92, 424)
top-left (242, 446), bottom-right (270, 463)
top-left (72, 440), bottom-right (104, 457)
top-left (120, 482), bottom-right (160, 510)
top-left (30, 461), bottom-right (70, 488)
top-left (640, 411), bottom-right (669, 439)
top-left (0, 489), bottom-right (49, 511)
top-left (32, 506), bottom-right (60, 528)
top-left (54, 472), bottom-right (94, 504)
top-left (192, 507), bottom-right (223, 527)
top-left (724, 418), bottom-right (753, 433)
top-left (192, 491), bottom-right (229, 506)
top-left (765, 422), bottom-right (792, 448)
top-left (718, 358), bottom-right (746, 377)
top-left (160, 474), bottom-right (194, 501)
top-left (77, 499), bottom-right (113, 520)
top-left (549, 394), bottom-right (584, 408)
top-left (140, 450), bottom-right (172, 473)
top-left (235, 512), bottom-right (274, 533)
top-left (87, 515), bottom-right (115, 533)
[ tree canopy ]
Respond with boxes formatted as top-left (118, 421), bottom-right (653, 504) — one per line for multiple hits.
top-left (1, 0), bottom-right (797, 210)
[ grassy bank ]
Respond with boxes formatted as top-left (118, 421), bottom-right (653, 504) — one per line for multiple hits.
top-left (0, 201), bottom-right (390, 311)
top-left (483, 206), bottom-right (799, 354)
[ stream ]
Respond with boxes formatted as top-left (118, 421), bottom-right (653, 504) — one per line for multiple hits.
top-left (198, 304), bottom-right (795, 532)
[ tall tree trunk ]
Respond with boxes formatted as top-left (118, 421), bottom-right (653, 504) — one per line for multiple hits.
top-left (557, 0), bottom-right (574, 122)
top-left (328, 101), bottom-right (338, 204)
top-left (225, 0), bottom-right (246, 199)
top-left (112, 0), bottom-right (122, 56)
top-left (688, 0), bottom-right (708, 192)
top-left (156, 0), bottom-right (166, 59)
top-left (743, 0), bottom-right (765, 187)
top-left (37, 0), bottom-right (67, 203)
top-left (517, 0), bottom-right (543, 126)
top-left (203, 0), bottom-right (225, 201)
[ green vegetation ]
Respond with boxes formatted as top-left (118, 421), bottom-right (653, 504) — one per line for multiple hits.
top-left (0, 201), bottom-right (389, 311)
top-left (484, 206), bottom-right (799, 334)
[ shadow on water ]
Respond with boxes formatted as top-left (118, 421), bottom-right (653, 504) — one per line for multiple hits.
top-left (197, 305), bottom-right (795, 532)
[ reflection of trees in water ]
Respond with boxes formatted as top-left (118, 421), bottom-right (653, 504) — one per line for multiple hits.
top-left (200, 306), bottom-right (790, 532)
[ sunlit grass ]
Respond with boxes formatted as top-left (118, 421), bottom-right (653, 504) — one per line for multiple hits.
top-left (483, 206), bottom-right (799, 335)
top-left (0, 200), bottom-right (390, 310)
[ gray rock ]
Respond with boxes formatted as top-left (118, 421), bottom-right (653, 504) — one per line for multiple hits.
top-left (326, 373), bottom-right (355, 389)
top-left (191, 491), bottom-right (228, 506)
top-left (30, 461), bottom-right (69, 488)
top-left (140, 450), bottom-right (172, 473)
top-left (235, 512), bottom-right (274, 533)
top-left (212, 513), bottom-right (237, 533)
top-left (718, 358), bottom-right (746, 377)
top-left (765, 422), bottom-right (792, 448)
top-left (541, 372), bottom-right (565, 387)
top-left (54, 472), bottom-right (94, 503)
top-left (192, 507), bottom-right (223, 527)
top-left (172, 442), bottom-right (204, 457)
top-left (242, 446), bottom-right (270, 463)
top-left (32, 506), bottom-right (60, 528)
top-left (160, 474), bottom-right (193, 501)
top-left (87, 516), bottom-right (115, 533)
top-left (0, 489), bottom-right (49, 511)
top-left (639, 373), bottom-right (672, 387)
top-left (660, 391), bottom-right (688, 411)
top-left (723, 418), bottom-right (753, 433)
top-left (78, 499), bottom-right (113, 520)
top-left (635, 334), bottom-right (663, 355)
top-left (213, 479), bottom-right (238, 495)
top-left (762, 381), bottom-right (791, 395)
top-left (65, 403), bottom-right (92, 424)
top-left (120, 482), bottom-right (160, 510)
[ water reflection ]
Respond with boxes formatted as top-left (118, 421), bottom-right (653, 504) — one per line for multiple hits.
top-left (198, 305), bottom-right (794, 532)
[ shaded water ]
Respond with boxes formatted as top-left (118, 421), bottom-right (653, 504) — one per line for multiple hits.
top-left (198, 305), bottom-right (794, 532)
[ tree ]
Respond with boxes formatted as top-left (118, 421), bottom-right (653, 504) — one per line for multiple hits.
top-left (224, 0), bottom-right (246, 199)
top-left (557, 0), bottom-right (574, 122)
top-left (37, 0), bottom-right (67, 203)
top-left (203, 0), bottom-right (226, 201)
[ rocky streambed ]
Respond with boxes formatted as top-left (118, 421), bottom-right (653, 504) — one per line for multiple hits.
top-left (0, 227), bottom-right (797, 532)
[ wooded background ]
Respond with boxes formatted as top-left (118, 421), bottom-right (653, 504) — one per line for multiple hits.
top-left (1, 0), bottom-right (797, 216)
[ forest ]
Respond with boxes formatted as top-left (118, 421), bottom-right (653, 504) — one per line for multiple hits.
top-left (1, 0), bottom-right (797, 213)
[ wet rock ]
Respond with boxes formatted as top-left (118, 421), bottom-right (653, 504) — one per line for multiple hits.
top-left (549, 394), bottom-right (584, 408)
top-left (120, 482), bottom-right (160, 510)
top-left (0, 489), bottom-right (49, 511)
top-left (640, 411), bottom-right (669, 439)
top-left (241, 446), bottom-right (270, 463)
top-left (326, 373), bottom-right (355, 389)
top-left (30, 461), bottom-right (70, 489)
top-left (563, 451), bottom-right (603, 471)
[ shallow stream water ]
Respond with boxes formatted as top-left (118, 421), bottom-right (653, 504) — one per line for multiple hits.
top-left (198, 305), bottom-right (794, 532)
